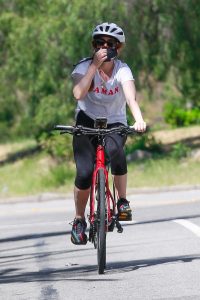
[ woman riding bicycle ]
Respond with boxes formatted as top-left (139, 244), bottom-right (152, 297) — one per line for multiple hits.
top-left (71, 22), bottom-right (146, 245)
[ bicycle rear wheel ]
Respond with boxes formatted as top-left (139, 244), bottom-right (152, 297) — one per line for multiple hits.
top-left (96, 168), bottom-right (106, 274)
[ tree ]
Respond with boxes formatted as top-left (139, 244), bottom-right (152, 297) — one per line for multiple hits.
top-left (0, 0), bottom-right (199, 144)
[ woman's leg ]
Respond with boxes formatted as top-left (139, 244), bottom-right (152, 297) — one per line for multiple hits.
top-left (114, 173), bottom-right (127, 199)
top-left (106, 132), bottom-right (127, 196)
top-left (73, 134), bottom-right (95, 219)
top-left (106, 132), bottom-right (132, 220)
top-left (74, 186), bottom-right (90, 219)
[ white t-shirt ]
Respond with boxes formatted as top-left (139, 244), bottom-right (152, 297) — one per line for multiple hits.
top-left (71, 59), bottom-right (134, 125)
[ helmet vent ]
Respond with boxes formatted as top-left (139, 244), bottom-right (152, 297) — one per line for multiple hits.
top-left (110, 28), bottom-right (117, 33)
top-left (118, 31), bottom-right (123, 35)
top-left (105, 26), bottom-right (110, 32)
top-left (99, 26), bottom-right (103, 31)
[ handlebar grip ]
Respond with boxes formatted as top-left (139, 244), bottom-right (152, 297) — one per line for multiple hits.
top-left (54, 125), bottom-right (74, 130)
top-left (129, 125), bottom-right (135, 130)
top-left (129, 125), bottom-right (150, 133)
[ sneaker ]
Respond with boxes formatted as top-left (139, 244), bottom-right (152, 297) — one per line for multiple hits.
top-left (71, 218), bottom-right (87, 245)
top-left (117, 198), bottom-right (132, 221)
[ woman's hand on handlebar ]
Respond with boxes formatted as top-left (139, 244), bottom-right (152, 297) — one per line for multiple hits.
top-left (133, 120), bottom-right (147, 132)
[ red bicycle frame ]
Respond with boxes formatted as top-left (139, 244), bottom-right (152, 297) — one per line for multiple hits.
top-left (89, 144), bottom-right (116, 227)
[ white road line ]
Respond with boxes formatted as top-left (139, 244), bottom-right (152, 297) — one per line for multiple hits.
top-left (173, 219), bottom-right (200, 238)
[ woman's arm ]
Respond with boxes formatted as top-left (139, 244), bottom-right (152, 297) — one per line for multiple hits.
top-left (122, 80), bottom-right (146, 131)
top-left (73, 49), bottom-right (107, 100)
top-left (72, 64), bottom-right (97, 100)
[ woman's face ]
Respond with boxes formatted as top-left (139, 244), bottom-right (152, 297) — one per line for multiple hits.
top-left (92, 35), bottom-right (120, 50)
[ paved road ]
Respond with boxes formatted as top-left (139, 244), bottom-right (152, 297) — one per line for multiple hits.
top-left (0, 189), bottom-right (200, 300)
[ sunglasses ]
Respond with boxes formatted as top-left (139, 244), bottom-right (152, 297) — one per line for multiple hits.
top-left (93, 38), bottom-right (119, 48)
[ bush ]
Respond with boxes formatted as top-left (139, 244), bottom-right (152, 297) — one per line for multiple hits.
top-left (49, 164), bottom-right (74, 187)
top-left (125, 133), bottom-right (162, 156)
top-left (164, 98), bottom-right (200, 127)
top-left (34, 94), bottom-right (75, 162)
top-left (170, 142), bottom-right (191, 159)
top-left (39, 132), bottom-right (73, 163)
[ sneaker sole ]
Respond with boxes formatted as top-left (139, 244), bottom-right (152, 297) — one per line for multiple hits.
top-left (71, 235), bottom-right (87, 245)
top-left (118, 212), bottom-right (132, 221)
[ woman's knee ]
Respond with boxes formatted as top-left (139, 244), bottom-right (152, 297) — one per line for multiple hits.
top-left (75, 171), bottom-right (93, 189)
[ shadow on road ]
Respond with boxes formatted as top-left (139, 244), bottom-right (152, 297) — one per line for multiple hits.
top-left (0, 254), bottom-right (200, 284)
top-left (0, 253), bottom-right (200, 283)
top-left (124, 213), bottom-right (200, 226)
top-left (0, 230), bottom-right (69, 243)
top-left (1, 213), bottom-right (200, 244)
top-left (0, 247), bottom-right (92, 265)
top-left (0, 264), bottom-right (116, 283)
top-left (1, 212), bottom-right (200, 283)
top-left (106, 253), bottom-right (200, 274)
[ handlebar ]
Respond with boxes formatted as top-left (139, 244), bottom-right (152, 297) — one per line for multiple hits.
top-left (53, 125), bottom-right (146, 136)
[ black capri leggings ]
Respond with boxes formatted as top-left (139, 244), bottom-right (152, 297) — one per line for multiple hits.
top-left (73, 110), bottom-right (127, 190)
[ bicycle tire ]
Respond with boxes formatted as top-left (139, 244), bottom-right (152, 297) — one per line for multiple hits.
top-left (96, 168), bottom-right (106, 274)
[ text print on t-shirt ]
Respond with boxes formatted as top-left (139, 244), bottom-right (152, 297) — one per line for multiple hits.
top-left (93, 86), bottom-right (119, 95)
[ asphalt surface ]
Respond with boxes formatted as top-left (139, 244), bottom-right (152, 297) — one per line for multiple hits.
top-left (0, 188), bottom-right (200, 300)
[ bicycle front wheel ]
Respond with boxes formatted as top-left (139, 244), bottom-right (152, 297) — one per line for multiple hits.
top-left (96, 168), bottom-right (106, 274)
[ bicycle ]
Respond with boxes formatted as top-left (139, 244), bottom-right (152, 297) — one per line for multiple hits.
top-left (54, 118), bottom-right (141, 274)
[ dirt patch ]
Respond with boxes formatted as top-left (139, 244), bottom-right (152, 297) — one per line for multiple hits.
top-left (152, 126), bottom-right (200, 145)
top-left (0, 141), bottom-right (37, 160)
top-left (0, 145), bottom-right (13, 160)
top-left (0, 145), bottom-right (41, 166)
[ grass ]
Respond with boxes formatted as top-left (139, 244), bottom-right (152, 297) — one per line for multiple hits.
top-left (127, 157), bottom-right (200, 188)
top-left (0, 152), bottom-right (75, 198)
top-left (0, 125), bottom-right (199, 199)
top-left (0, 150), bottom-right (200, 199)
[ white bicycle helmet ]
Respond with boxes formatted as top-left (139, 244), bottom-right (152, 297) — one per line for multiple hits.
top-left (92, 22), bottom-right (125, 43)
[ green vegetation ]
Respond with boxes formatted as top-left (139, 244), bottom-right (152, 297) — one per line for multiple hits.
top-left (0, 126), bottom-right (199, 199)
top-left (127, 157), bottom-right (200, 188)
top-left (0, 1), bottom-right (200, 198)
top-left (0, 147), bottom-right (199, 199)
top-left (1, 1), bottom-right (200, 142)
top-left (0, 151), bottom-right (75, 197)
top-left (164, 97), bottom-right (200, 127)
